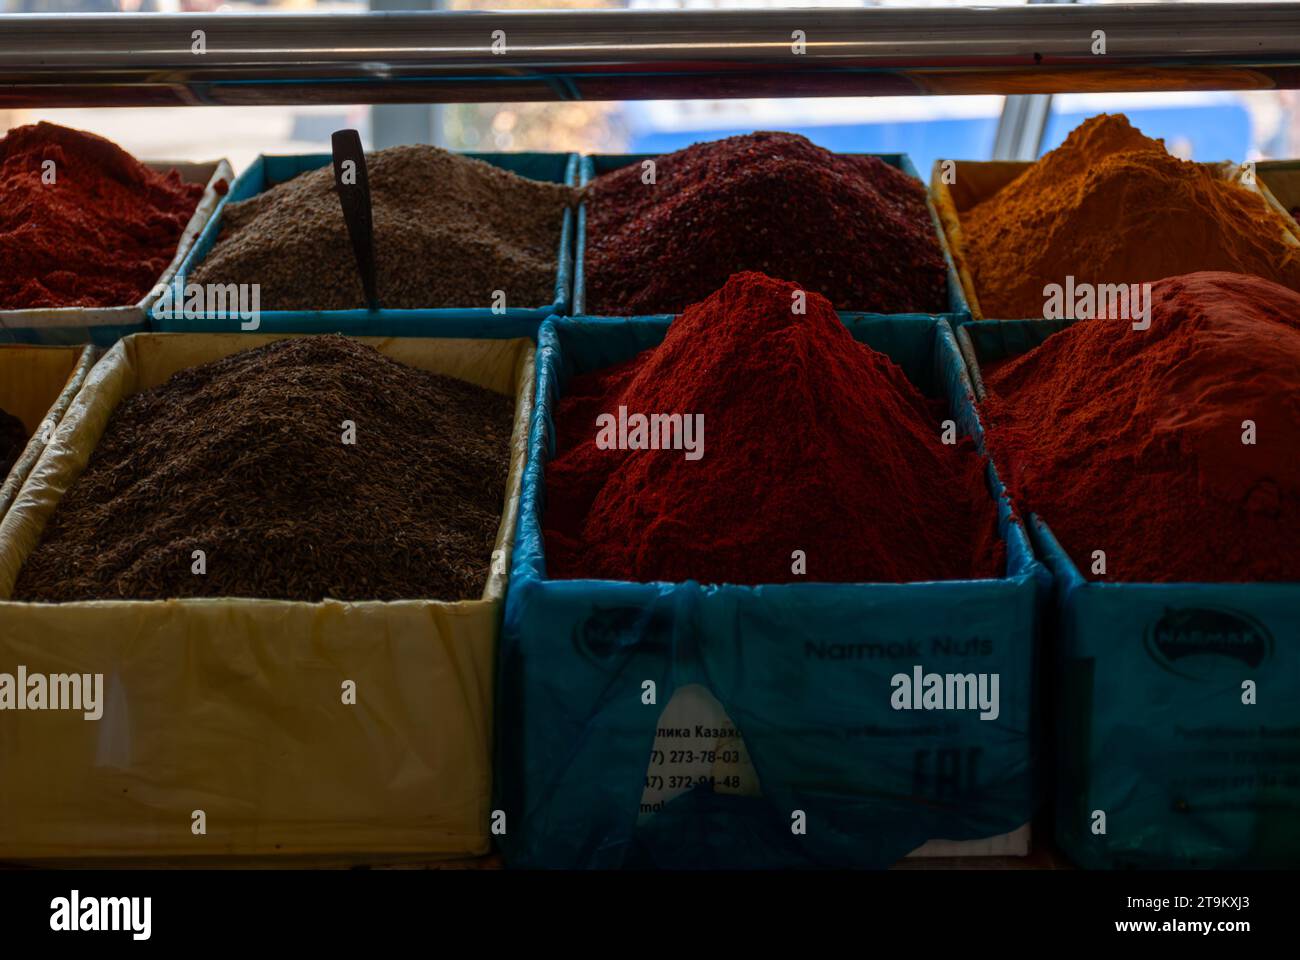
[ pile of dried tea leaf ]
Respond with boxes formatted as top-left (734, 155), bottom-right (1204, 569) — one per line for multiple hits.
top-left (14, 335), bottom-right (515, 602)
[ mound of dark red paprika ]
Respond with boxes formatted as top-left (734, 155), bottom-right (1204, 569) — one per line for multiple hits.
top-left (982, 271), bottom-right (1300, 583)
top-left (545, 271), bottom-right (1003, 585)
top-left (0, 122), bottom-right (204, 309)
top-left (583, 132), bottom-right (948, 316)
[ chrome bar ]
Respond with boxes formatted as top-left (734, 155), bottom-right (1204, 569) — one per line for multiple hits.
top-left (2, 3), bottom-right (1299, 108)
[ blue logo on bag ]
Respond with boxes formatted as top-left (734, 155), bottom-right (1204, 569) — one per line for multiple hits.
top-left (575, 605), bottom-right (670, 660)
top-left (1145, 607), bottom-right (1272, 680)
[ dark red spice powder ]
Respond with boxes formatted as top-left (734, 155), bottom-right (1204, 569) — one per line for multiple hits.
top-left (545, 271), bottom-right (1003, 585)
top-left (0, 122), bottom-right (203, 309)
top-left (982, 271), bottom-right (1300, 583)
top-left (583, 132), bottom-right (948, 316)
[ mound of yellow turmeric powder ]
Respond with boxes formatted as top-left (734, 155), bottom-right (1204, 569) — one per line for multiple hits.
top-left (962, 113), bottom-right (1300, 319)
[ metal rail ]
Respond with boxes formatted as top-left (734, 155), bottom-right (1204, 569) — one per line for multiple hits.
top-left (2, 3), bottom-right (1299, 108)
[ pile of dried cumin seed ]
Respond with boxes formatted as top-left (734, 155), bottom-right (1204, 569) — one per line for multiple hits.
top-left (13, 335), bottom-right (515, 602)
top-left (191, 145), bottom-right (575, 310)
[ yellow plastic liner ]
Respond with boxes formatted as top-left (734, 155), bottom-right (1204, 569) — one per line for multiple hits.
top-left (0, 332), bottom-right (534, 863)
top-left (1249, 159), bottom-right (1300, 240)
top-left (931, 158), bottom-right (1300, 322)
top-left (0, 344), bottom-right (97, 522)
top-left (929, 160), bottom-right (1026, 322)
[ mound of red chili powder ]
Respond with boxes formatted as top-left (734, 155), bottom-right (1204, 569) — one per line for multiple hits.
top-left (545, 272), bottom-right (1003, 584)
top-left (584, 132), bottom-right (948, 315)
top-left (982, 271), bottom-right (1300, 582)
top-left (0, 122), bottom-right (204, 309)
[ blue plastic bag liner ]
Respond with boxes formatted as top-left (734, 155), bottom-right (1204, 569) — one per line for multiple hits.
top-left (0, 319), bottom-right (140, 349)
top-left (497, 314), bottom-right (1048, 869)
top-left (155, 152), bottom-right (578, 338)
top-left (955, 318), bottom-right (1070, 402)
top-left (961, 318), bottom-right (1300, 869)
top-left (0, 160), bottom-right (231, 347)
top-left (573, 151), bottom-right (970, 325)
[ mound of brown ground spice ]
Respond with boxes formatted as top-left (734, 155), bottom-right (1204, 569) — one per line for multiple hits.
top-left (583, 132), bottom-right (948, 316)
top-left (192, 145), bottom-right (576, 311)
top-left (0, 407), bottom-right (27, 479)
top-left (961, 114), bottom-right (1300, 319)
top-left (13, 335), bottom-right (515, 602)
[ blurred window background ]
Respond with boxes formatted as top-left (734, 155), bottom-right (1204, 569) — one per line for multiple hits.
top-left (3, 0), bottom-right (1298, 170)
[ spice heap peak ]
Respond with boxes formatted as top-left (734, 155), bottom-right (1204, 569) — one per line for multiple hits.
top-left (0, 122), bottom-right (203, 310)
top-left (983, 271), bottom-right (1300, 583)
top-left (545, 271), bottom-right (1002, 585)
top-left (14, 335), bottom-right (515, 602)
top-left (962, 113), bottom-right (1300, 319)
top-left (584, 131), bottom-right (947, 315)
top-left (193, 145), bottom-right (575, 311)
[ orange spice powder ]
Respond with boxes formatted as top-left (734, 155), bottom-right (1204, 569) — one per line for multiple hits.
top-left (961, 113), bottom-right (1300, 319)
